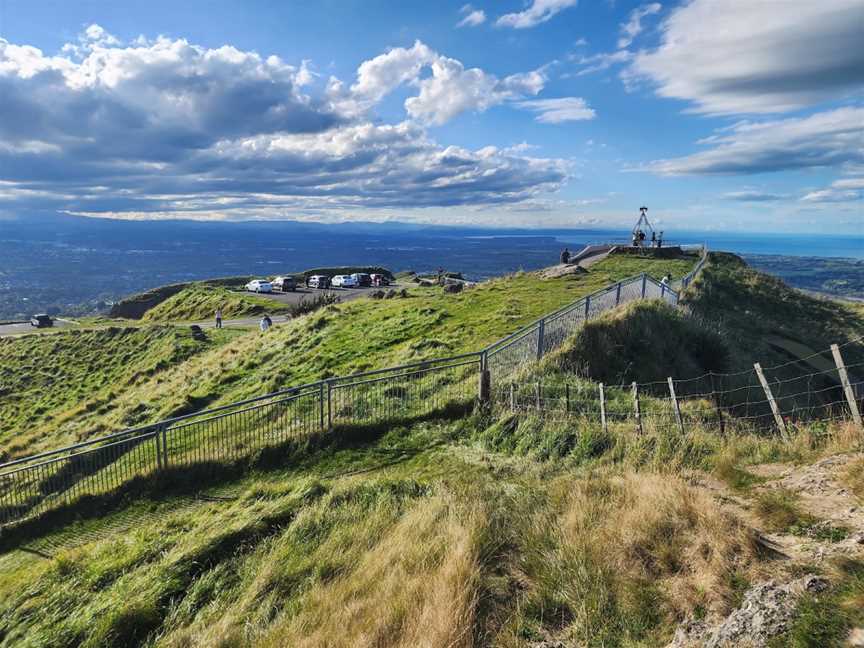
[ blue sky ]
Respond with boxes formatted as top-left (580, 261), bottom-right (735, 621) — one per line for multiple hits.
top-left (0, 0), bottom-right (861, 233)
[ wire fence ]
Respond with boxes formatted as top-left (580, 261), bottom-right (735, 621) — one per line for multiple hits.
top-left (0, 248), bottom-right (712, 529)
top-left (494, 337), bottom-right (864, 438)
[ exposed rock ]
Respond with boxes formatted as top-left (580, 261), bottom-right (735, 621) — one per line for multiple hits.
top-left (540, 264), bottom-right (588, 279)
top-left (667, 576), bottom-right (829, 648)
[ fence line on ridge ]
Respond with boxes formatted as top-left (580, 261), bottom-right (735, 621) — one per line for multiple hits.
top-left (0, 247), bottom-right (713, 528)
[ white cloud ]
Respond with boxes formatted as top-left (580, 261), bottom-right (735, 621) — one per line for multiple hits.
top-left (643, 107), bottom-right (864, 175)
top-left (627, 0), bottom-right (864, 114)
top-left (617, 3), bottom-right (661, 49)
top-left (0, 28), bottom-right (570, 220)
top-left (496, 0), bottom-right (578, 29)
top-left (801, 176), bottom-right (864, 202)
top-left (515, 97), bottom-right (596, 123)
top-left (457, 5), bottom-right (487, 27)
top-left (574, 49), bottom-right (632, 76)
top-left (722, 190), bottom-right (787, 202)
top-left (335, 41), bottom-right (547, 125)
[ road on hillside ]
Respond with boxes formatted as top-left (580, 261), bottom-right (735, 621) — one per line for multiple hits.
top-left (195, 283), bottom-right (404, 330)
top-left (0, 318), bottom-right (76, 338)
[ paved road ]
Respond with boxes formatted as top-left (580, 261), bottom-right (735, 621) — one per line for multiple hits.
top-left (0, 318), bottom-right (77, 338)
top-left (0, 284), bottom-right (404, 338)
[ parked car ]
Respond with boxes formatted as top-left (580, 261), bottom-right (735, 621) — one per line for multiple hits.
top-left (245, 279), bottom-right (273, 293)
top-left (307, 274), bottom-right (331, 289)
top-left (370, 273), bottom-right (390, 287)
top-left (351, 273), bottom-right (372, 287)
top-left (332, 274), bottom-right (358, 288)
top-left (30, 314), bottom-right (53, 328)
top-left (272, 276), bottom-right (296, 292)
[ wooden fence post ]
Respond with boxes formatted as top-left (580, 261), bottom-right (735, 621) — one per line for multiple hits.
top-left (584, 295), bottom-right (591, 320)
top-left (641, 273), bottom-right (647, 298)
top-left (632, 381), bottom-right (643, 434)
top-left (615, 282), bottom-right (622, 306)
top-left (535, 382), bottom-right (542, 410)
top-left (754, 363), bottom-right (788, 440)
top-left (509, 383), bottom-right (516, 411)
top-left (668, 377), bottom-right (684, 434)
top-left (831, 344), bottom-right (862, 428)
top-left (565, 383), bottom-right (571, 413)
top-left (599, 383), bottom-right (607, 433)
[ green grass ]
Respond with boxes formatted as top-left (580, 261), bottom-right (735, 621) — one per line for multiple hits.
top-left (754, 489), bottom-right (849, 541)
top-left (0, 326), bottom-right (243, 456)
top-left (0, 253), bottom-right (698, 459)
top-left (142, 285), bottom-right (291, 322)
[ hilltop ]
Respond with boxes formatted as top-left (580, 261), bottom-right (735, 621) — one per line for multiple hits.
top-left (0, 251), bottom-right (862, 648)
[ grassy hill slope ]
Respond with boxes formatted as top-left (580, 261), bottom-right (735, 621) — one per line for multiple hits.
top-left (142, 285), bottom-right (291, 322)
top-left (0, 254), bottom-right (695, 459)
top-left (0, 252), bottom-right (862, 647)
top-left (0, 326), bottom-right (243, 456)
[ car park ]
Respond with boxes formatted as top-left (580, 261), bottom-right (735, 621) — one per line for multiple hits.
top-left (351, 273), bottom-right (372, 287)
top-left (245, 279), bottom-right (273, 293)
top-left (332, 274), bottom-right (358, 288)
top-left (272, 276), bottom-right (296, 292)
top-left (30, 314), bottom-right (53, 328)
top-left (307, 275), bottom-right (331, 289)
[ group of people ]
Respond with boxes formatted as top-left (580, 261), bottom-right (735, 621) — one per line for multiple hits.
top-left (214, 307), bottom-right (273, 332)
top-left (633, 230), bottom-right (664, 248)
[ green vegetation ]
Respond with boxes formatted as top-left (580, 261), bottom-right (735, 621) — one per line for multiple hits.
top-left (0, 326), bottom-right (243, 456)
top-left (1, 251), bottom-right (862, 647)
top-left (0, 253), bottom-right (697, 459)
top-left (142, 285), bottom-right (291, 322)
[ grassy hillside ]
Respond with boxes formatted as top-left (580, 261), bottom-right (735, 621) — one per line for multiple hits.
top-left (0, 254), bottom-right (695, 458)
top-left (0, 326), bottom-right (243, 456)
top-left (0, 410), bottom-right (859, 647)
top-left (142, 285), bottom-right (290, 322)
top-left (1, 252), bottom-right (863, 647)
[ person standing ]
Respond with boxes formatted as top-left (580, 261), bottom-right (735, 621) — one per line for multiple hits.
top-left (259, 314), bottom-right (271, 332)
top-left (215, 307), bottom-right (223, 329)
top-left (560, 247), bottom-right (571, 264)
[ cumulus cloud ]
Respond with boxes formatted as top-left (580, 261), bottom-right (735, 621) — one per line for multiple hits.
top-left (496, 0), bottom-right (578, 29)
top-left (0, 28), bottom-right (570, 220)
top-left (627, 0), bottom-right (864, 114)
top-left (457, 4), bottom-right (486, 27)
top-left (618, 3), bottom-right (661, 49)
top-left (644, 107), bottom-right (864, 175)
top-left (340, 40), bottom-right (546, 126)
top-left (515, 97), bottom-right (596, 123)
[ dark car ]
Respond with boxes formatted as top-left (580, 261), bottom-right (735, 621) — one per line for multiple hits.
top-left (351, 273), bottom-right (372, 287)
top-left (370, 273), bottom-right (390, 287)
top-left (30, 314), bottom-right (53, 328)
top-left (272, 276), bottom-right (296, 292)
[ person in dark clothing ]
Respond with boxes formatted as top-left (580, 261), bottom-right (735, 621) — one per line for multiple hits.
top-left (651, 231), bottom-right (656, 247)
top-left (560, 247), bottom-right (571, 264)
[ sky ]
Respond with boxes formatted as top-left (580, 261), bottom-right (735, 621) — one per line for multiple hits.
top-left (0, 0), bottom-right (862, 234)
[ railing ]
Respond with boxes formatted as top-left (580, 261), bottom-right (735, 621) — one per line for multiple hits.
top-left (0, 250), bottom-right (708, 528)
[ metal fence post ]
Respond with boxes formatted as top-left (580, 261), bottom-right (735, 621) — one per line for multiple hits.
top-left (536, 321), bottom-right (545, 360)
top-left (160, 423), bottom-right (169, 469)
top-left (754, 363), bottom-right (788, 440)
top-left (668, 377), bottom-right (684, 434)
top-left (319, 382), bottom-right (326, 431)
top-left (632, 382), bottom-right (643, 434)
top-left (615, 282), bottom-right (622, 305)
top-left (478, 352), bottom-right (491, 404)
top-left (154, 426), bottom-right (164, 471)
top-left (326, 379), bottom-right (334, 432)
top-left (831, 344), bottom-right (862, 429)
top-left (599, 383), bottom-right (607, 433)
top-left (641, 273), bottom-right (647, 298)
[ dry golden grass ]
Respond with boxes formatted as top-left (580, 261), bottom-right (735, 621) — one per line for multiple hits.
top-left (260, 492), bottom-right (485, 648)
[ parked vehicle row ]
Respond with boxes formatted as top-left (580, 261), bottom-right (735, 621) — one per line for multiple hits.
top-left (245, 273), bottom-right (391, 294)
